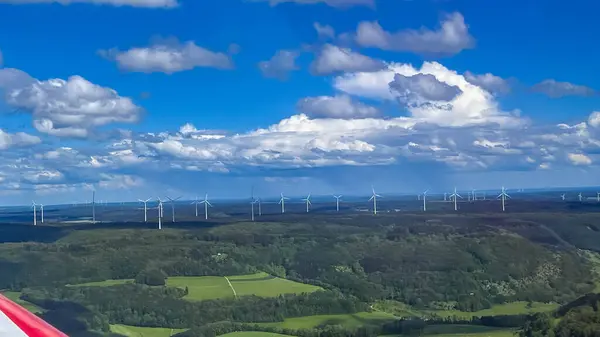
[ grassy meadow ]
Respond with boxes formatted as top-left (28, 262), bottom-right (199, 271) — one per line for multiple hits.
top-left (72, 272), bottom-right (321, 302)
top-left (258, 311), bottom-right (397, 329)
top-left (110, 324), bottom-right (186, 337)
top-left (228, 272), bottom-right (321, 298)
top-left (0, 291), bottom-right (43, 313)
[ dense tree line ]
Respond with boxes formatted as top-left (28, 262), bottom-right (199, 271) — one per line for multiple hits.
top-left (22, 284), bottom-right (368, 329)
top-left (519, 294), bottom-right (600, 337)
top-left (0, 215), bottom-right (598, 336)
top-left (2, 219), bottom-right (591, 311)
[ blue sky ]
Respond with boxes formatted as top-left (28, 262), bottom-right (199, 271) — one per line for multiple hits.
top-left (0, 0), bottom-right (600, 205)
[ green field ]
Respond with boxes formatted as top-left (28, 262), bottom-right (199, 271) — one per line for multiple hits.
top-left (110, 324), bottom-right (186, 337)
top-left (0, 291), bottom-right (43, 313)
top-left (259, 311), bottom-right (397, 329)
top-left (73, 273), bottom-right (321, 301)
top-left (375, 300), bottom-right (556, 320)
top-left (421, 324), bottom-right (516, 336)
top-left (167, 276), bottom-right (235, 301)
top-left (220, 332), bottom-right (293, 337)
top-left (428, 301), bottom-right (558, 319)
top-left (228, 272), bottom-right (321, 298)
top-left (69, 279), bottom-right (133, 287)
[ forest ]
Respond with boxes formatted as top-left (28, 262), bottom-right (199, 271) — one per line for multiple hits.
top-left (1, 212), bottom-right (600, 336)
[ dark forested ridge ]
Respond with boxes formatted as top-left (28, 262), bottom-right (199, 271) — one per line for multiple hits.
top-left (1, 211), bottom-right (599, 336)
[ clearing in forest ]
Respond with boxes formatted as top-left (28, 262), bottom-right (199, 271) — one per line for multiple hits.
top-left (167, 276), bottom-right (234, 301)
top-left (428, 301), bottom-right (559, 319)
top-left (421, 324), bottom-right (516, 336)
top-left (68, 279), bottom-right (133, 287)
top-left (69, 272), bottom-right (321, 301)
top-left (227, 272), bottom-right (321, 298)
top-left (258, 311), bottom-right (396, 329)
top-left (220, 332), bottom-right (294, 337)
top-left (110, 324), bottom-right (186, 337)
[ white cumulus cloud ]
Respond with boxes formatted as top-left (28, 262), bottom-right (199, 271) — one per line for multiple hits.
top-left (101, 40), bottom-right (234, 74)
top-left (311, 44), bottom-right (386, 75)
top-left (0, 68), bottom-right (142, 138)
top-left (297, 95), bottom-right (379, 119)
top-left (355, 12), bottom-right (475, 56)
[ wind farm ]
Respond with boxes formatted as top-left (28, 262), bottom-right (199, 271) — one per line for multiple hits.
top-left (9, 186), bottom-right (600, 228)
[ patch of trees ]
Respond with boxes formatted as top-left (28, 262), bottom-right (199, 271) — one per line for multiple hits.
top-left (519, 293), bottom-right (600, 337)
top-left (22, 285), bottom-right (368, 329)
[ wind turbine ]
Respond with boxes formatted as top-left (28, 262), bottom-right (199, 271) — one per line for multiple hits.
top-left (278, 193), bottom-right (290, 214)
top-left (302, 193), bottom-right (312, 213)
top-left (597, 193), bottom-right (600, 203)
top-left (560, 194), bottom-right (566, 201)
top-left (578, 192), bottom-right (583, 202)
top-left (166, 196), bottom-right (181, 222)
top-left (250, 199), bottom-right (257, 221)
top-left (333, 195), bottom-right (342, 212)
top-left (443, 193), bottom-right (447, 201)
top-left (422, 190), bottom-right (429, 211)
top-left (449, 187), bottom-right (462, 211)
top-left (471, 189), bottom-right (477, 201)
top-left (200, 194), bottom-right (212, 220)
top-left (191, 197), bottom-right (201, 217)
top-left (156, 198), bottom-right (164, 230)
top-left (369, 187), bottom-right (382, 215)
top-left (92, 191), bottom-right (96, 224)
top-left (497, 186), bottom-right (510, 212)
top-left (257, 197), bottom-right (262, 216)
top-left (40, 204), bottom-right (44, 223)
top-left (31, 201), bottom-right (37, 226)
top-left (138, 198), bottom-right (151, 222)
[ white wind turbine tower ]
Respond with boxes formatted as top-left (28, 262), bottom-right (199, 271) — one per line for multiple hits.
top-left (257, 197), bottom-right (262, 216)
top-left (497, 186), bottom-right (510, 212)
top-left (250, 198), bottom-right (257, 221)
top-left (578, 192), bottom-right (583, 202)
top-left (138, 198), bottom-right (151, 222)
top-left (597, 192), bottom-right (600, 203)
top-left (443, 193), bottom-right (447, 201)
top-left (200, 194), bottom-right (212, 220)
top-left (166, 196), bottom-right (181, 222)
top-left (92, 190), bottom-right (96, 224)
top-left (422, 190), bottom-right (429, 211)
top-left (191, 197), bottom-right (201, 217)
top-left (471, 189), bottom-right (477, 201)
top-left (302, 193), bottom-right (312, 213)
top-left (40, 204), bottom-right (44, 224)
top-left (278, 193), bottom-right (289, 214)
top-left (369, 187), bottom-right (382, 215)
top-left (560, 193), bottom-right (566, 201)
top-left (31, 201), bottom-right (37, 226)
top-left (333, 195), bottom-right (342, 212)
top-left (156, 198), bottom-right (164, 230)
top-left (449, 187), bottom-right (462, 211)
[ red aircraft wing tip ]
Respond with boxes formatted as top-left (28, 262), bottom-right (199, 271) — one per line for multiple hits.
top-left (0, 293), bottom-right (68, 337)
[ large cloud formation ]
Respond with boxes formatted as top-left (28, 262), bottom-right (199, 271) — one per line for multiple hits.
top-left (1, 58), bottom-right (599, 197)
top-left (0, 68), bottom-right (142, 138)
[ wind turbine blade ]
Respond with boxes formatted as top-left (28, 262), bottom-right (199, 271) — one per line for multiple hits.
top-left (375, 194), bottom-right (382, 198)
top-left (368, 195), bottom-right (374, 201)
top-left (278, 199), bottom-right (282, 204)
top-left (206, 201), bottom-right (213, 207)
top-left (497, 193), bottom-right (502, 199)
top-left (456, 194), bottom-right (463, 199)
top-left (505, 194), bottom-right (511, 199)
